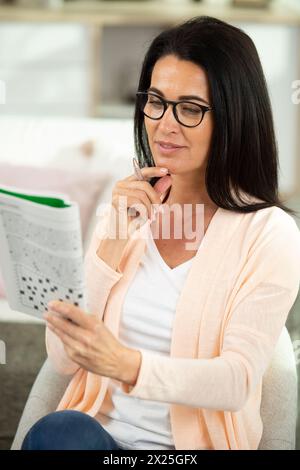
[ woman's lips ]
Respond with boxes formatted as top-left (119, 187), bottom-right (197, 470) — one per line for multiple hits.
top-left (156, 142), bottom-right (185, 155)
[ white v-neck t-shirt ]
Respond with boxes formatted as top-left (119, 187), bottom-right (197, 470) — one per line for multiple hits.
top-left (95, 223), bottom-right (195, 450)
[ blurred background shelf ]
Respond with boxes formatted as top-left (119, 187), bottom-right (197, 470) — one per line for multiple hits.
top-left (0, 1), bottom-right (300, 25)
top-left (97, 102), bottom-right (135, 118)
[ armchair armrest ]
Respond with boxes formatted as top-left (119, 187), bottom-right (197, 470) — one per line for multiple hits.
top-left (258, 327), bottom-right (298, 450)
top-left (11, 358), bottom-right (73, 450)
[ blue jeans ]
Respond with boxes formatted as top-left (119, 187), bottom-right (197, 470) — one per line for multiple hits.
top-left (21, 410), bottom-right (125, 450)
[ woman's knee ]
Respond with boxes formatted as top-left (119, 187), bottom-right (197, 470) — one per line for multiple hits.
top-left (21, 410), bottom-right (120, 450)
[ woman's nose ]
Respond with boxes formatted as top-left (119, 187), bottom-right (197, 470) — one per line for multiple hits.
top-left (158, 105), bottom-right (180, 133)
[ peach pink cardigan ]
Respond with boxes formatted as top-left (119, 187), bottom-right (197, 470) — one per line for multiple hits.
top-left (46, 202), bottom-right (300, 450)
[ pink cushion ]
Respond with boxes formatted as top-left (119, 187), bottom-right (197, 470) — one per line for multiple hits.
top-left (0, 163), bottom-right (110, 298)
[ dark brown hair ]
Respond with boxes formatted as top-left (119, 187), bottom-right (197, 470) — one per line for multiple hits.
top-left (134, 16), bottom-right (298, 218)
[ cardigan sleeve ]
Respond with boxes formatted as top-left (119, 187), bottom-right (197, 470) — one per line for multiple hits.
top-left (121, 214), bottom-right (300, 412)
top-left (46, 205), bottom-right (124, 375)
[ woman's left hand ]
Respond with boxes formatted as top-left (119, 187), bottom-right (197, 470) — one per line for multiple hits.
top-left (44, 300), bottom-right (141, 385)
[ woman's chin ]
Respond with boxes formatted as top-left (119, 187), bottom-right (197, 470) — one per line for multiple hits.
top-left (153, 155), bottom-right (177, 172)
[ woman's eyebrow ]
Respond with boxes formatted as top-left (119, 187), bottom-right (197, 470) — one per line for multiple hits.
top-left (148, 86), bottom-right (210, 106)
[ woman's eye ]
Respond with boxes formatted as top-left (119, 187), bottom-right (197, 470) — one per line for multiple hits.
top-left (181, 105), bottom-right (201, 115)
top-left (149, 100), bottom-right (163, 108)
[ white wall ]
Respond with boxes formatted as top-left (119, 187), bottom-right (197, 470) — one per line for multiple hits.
top-left (0, 23), bottom-right (90, 116)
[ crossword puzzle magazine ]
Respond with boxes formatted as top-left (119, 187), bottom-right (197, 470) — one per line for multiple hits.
top-left (0, 185), bottom-right (86, 319)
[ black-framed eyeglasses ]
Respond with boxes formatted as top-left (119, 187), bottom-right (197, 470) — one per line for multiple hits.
top-left (136, 91), bottom-right (213, 128)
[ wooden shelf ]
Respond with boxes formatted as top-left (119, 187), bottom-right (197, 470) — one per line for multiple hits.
top-left (0, 1), bottom-right (299, 25)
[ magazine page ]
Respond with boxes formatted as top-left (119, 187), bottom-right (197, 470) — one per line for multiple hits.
top-left (0, 190), bottom-right (86, 319)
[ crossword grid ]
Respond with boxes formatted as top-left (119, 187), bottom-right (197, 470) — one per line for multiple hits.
top-left (16, 265), bottom-right (84, 314)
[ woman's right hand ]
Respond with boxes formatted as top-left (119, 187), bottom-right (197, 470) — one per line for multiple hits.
top-left (110, 165), bottom-right (172, 239)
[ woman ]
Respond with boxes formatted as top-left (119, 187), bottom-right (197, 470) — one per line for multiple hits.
top-left (22, 16), bottom-right (300, 450)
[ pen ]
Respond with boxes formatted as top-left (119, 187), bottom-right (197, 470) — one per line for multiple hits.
top-left (132, 157), bottom-right (165, 219)
top-left (132, 157), bottom-right (160, 220)
top-left (128, 158), bottom-right (144, 219)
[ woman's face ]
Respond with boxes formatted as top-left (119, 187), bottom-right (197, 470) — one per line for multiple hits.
top-left (144, 55), bottom-right (213, 178)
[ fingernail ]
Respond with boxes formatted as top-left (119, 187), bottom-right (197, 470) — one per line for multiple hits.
top-left (48, 300), bottom-right (61, 310)
top-left (160, 168), bottom-right (168, 173)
